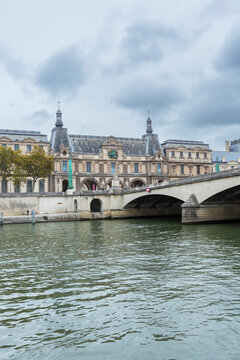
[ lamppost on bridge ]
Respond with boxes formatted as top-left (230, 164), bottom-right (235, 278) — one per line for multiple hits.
top-left (215, 157), bottom-right (220, 173)
top-left (68, 148), bottom-right (74, 190)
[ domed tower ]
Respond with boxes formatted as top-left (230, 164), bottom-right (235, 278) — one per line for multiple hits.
top-left (50, 104), bottom-right (72, 153)
top-left (142, 111), bottom-right (161, 155)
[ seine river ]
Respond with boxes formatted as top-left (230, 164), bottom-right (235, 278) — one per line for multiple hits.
top-left (0, 219), bottom-right (240, 360)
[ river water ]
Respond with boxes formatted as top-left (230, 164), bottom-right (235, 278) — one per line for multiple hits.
top-left (0, 218), bottom-right (240, 360)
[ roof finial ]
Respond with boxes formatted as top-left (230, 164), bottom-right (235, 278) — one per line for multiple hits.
top-left (146, 110), bottom-right (153, 134)
top-left (55, 102), bottom-right (63, 127)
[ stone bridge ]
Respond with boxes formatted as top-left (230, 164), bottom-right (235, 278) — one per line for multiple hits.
top-left (121, 168), bottom-right (240, 223)
top-left (1, 168), bottom-right (240, 224)
top-left (71, 168), bottom-right (240, 224)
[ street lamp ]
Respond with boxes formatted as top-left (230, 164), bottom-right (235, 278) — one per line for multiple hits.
top-left (68, 148), bottom-right (74, 189)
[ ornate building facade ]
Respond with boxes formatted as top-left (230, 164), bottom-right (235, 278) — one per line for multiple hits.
top-left (48, 108), bottom-right (212, 192)
top-left (0, 107), bottom-right (213, 193)
top-left (49, 109), bottom-right (169, 191)
top-left (162, 139), bottom-right (212, 177)
top-left (0, 129), bottom-right (49, 193)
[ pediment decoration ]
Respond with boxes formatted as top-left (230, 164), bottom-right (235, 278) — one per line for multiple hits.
top-left (153, 150), bottom-right (166, 161)
top-left (0, 136), bottom-right (11, 142)
top-left (103, 136), bottom-right (122, 148)
top-left (22, 137), bottom-right (37, 143)
top-left (193, 146), bottom-right (206, 151)
top-left (228, 160), bottom-right (238, 164)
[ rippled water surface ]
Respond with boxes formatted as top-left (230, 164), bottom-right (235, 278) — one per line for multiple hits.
top-left (0, 218), bottom-right (240, 360)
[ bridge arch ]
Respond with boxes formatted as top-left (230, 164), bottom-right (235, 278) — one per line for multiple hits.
top-left (201, 184), bottom-right (240, 204)
top-left (123, 194), bottom-right (184, 217)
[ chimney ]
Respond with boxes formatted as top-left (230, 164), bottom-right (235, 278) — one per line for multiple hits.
top-left (225, 140), bottom-right (230, 152)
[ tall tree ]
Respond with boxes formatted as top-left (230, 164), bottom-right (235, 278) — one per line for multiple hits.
top-left (0, 146), bottom-right (25, 185)
top-left (23, 146), bottom-right (54, 191)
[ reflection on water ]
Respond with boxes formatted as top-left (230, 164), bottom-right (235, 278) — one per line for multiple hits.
top-left (0, 219), bottom-right (240, 360)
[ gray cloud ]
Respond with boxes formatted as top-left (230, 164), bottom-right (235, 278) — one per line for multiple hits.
top-left (0, 43), bottom-right (26, 79)
top-left (115, 78), bottom-right (183, 113)
top-left (121, 22), bottom-right (178, 65)
top-left (23, 109), bottom-right (52, 125)
top-left (181, 75), bottom-right (240, 128)
top-left (35, 46), bottom-right (85, 95)
top-left (214, 28), bottom-right (240, 71)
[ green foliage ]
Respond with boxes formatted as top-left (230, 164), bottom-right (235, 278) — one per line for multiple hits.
top-left (0, 145), bottom-right (53, 190)
top-left (22, 146), bottom-right (54, 190)
top-left (0, 146), bottom-right (24, 184)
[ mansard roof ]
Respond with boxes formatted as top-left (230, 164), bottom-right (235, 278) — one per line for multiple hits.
top-left (69, 134), bottom-right (148, 156)
top-left (50, 127), bottom-right (71, 153)
top-left (50, 109), bottom-right (161, 156)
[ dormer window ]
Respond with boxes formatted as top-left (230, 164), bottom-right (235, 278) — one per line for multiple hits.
top-left (63, 151), bottom-right (67, 155)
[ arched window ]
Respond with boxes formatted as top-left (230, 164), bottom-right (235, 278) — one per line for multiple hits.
top-left (90, 199), bottom-right (102, 212)
top-left (74, 199), bottom-right (78, 212)
top-left (39, 180), bottom-right (45, 193)
top-left (130, 179), bottom-right (145, 189)
top-left (62, 179), bottom-right (68, 192)
top-left (27, 180), bottom-right (33, 193)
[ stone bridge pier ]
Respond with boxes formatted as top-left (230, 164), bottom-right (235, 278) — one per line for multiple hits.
top-left (182, 194), bottom-right (240, 224)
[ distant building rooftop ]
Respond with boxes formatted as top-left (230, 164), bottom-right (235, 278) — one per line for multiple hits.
top-left (0, 129), bottom-right (48, 143)
top-left (161, 139), bottom-right (210, 150)
top-left (212, 151), bottom-right (240, 163)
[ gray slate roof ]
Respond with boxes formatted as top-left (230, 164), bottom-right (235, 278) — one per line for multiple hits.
top-left (69, 135), bottom-right (149, 155)
top-left (142, 134), bottom-right (161, 155)
top-left (212, 151), bottom-right (240, 163)
top-left (50, 127), bottom-right (71, 153)
top-left (0, 129), bottom-right (48, 142)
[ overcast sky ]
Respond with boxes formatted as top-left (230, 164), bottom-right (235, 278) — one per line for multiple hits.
top-left (1, 0), bottom-right (240, 150)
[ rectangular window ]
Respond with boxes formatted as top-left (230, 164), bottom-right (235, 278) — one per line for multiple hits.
top-left (180, 165), bottom-right (184, 175)
top-left (134, 163), bottom-right (139, 173)
top-left (27, 180), bottom-right (33, 193)
top-left (188, 152), bottom-right (191, 158)
top-left (180, 151), bottom-right (183, 158)
top-left (197, 165), bottom-right (200, 175)
top-left (39, 145), bottom-right (43, 149)
top-left (14, 144), bottom-right (19, 151)
top-left (14, 184), bottom-right (20, 193)
top-left (196, 152), bottom-right (199, 158)
top-left (2, 180), bottom-right (7, 193)
top-left (157, 163), bottom-right (161, 174)
top-left (62, 161), bottom-right (67, 172)
top-left (123, 164), bottom-right (128, 173)
top-left (2, 144), bottom-right (6, 148)
top-left (111, 163), bottom-right (116, 174)
top-left (27, 145), bottom-right (32, 152)
top-left (86, 162), bottom-right (91, 173)
top-left (99, 163), bottom-right (104, 174)
top-left (39, 180), bottom-right (45, 192)
top-left (204, 152), bottom-right (207, 158)
top-left (171, 151), bottom-right (175, 157)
